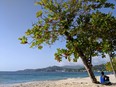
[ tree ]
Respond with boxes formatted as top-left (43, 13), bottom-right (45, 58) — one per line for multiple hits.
top-left (106, 57), bottom-right (116, 71)
top-left (99, 10), bottom-right (116, 78)
top-left (106, 55), bottom-right (116, 78)
top-left (19, 0), bottom-right (116, 83)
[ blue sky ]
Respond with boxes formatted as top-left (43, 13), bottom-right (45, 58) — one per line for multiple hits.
top-left (0, 0), bottom-right (115, 71)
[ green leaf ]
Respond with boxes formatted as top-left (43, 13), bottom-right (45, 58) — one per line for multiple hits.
top-left (30, 42), bottom-right (36, 48)
top-left (42, 0), bottom-right (48, 4)
top-left (36, 10), bottom-right (43, 18)
top-left (68, 57), bottom-right (71, 62)
top-left (20, 36), bottom-right (28, 44)
top-left (38, 45), bottom-right (43, 49)
top-left (18, 37), bottom-right (22, 40)
top-left (25, 29), bottom-right (31, 35)
top-left (73, 58), bottom-right (77, 62)
top-left (35, 1), bottom-right (43, 5)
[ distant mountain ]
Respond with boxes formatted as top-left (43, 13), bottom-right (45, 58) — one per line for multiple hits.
top-left (78, 64), bottom-right (106, 72)
top-left (62, 65), bottom-right (83, 69)
top-left (35, 66), bottom-right (80, 72)
top-left (18, 66), bottom-right (81, 72)
top-left (35, 66), bottom-right (64, 72)
top-left (18, 64), bottom-right (106, 72)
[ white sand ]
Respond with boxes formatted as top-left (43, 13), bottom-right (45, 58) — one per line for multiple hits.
top-left (0, 74), bottom-right (116, 87)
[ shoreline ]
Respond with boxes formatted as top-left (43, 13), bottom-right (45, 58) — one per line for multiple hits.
top-left (0, 74), bottom-right (116, 87)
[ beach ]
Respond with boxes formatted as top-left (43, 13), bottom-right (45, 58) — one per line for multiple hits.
top-left (0, 74), bottom-right (116, 87)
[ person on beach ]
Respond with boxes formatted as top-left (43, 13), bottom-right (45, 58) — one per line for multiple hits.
top-left (100, 71), bottom-right (112, 85)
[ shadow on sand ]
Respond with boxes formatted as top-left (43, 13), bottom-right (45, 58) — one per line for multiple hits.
top-left (112, 83), bottom-right (116, 86)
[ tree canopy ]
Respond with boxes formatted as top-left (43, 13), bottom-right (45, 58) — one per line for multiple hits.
top-left (19, 0), bottom-right (116, 83)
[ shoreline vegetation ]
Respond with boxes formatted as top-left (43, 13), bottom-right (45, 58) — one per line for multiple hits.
top-left (0, 74), bottom-right (115, 87)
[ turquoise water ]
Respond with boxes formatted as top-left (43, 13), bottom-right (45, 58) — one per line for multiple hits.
top-left (0, 71), bottom-right (111, 84)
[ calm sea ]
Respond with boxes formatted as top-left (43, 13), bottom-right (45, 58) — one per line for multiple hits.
top-left (0, 71), bottom-right (111, 84)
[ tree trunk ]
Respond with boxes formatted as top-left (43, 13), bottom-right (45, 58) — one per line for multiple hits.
top-left (81, 57), bottom-right (98, 83)
top-left (65, 33), bottom-right (98, 83)
top-left (77, 49), bottom-right (98, 83)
